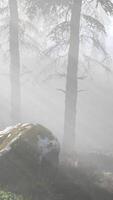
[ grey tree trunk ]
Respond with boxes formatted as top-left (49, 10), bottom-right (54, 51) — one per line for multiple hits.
top-left (9, 0), bottom-right (21, 124)
top-left (62, 0), bottom-right (82, 154)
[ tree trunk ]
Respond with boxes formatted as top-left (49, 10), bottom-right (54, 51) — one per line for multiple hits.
top-left (62, 0), bottom-right (82, 155)
top-left (9, 0), bottom-right (21, 124)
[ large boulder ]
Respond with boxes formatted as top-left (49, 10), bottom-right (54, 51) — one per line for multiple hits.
top-left (0, 123), bottom-right (60, 196)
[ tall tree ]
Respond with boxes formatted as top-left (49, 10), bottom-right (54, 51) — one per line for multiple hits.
top-left (9, 0), bottom-right (21, 124)
top-left (0, 0), bottom-right (41, 125)
top-left (44, 0), bottom-right (113, 157)
top-left (24, 0), bottom-right (82, 156)
top-left (62, 0), bottom-right (82, 155)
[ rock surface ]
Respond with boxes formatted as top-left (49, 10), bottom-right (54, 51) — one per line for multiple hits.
top-left (0, 123), bottom-right (60, 195)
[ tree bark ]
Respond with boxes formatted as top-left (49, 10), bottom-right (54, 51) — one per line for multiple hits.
top-left (62, 0), bottom-right (82, 154)
top-left (9, 0), bottom-right (21, 124)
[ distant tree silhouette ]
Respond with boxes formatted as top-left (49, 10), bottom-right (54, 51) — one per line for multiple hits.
top-left (9, 0), bottom-right (21, 124)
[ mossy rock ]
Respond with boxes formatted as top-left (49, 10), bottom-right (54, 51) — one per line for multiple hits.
top-left (0, 124), bottom-right (60, 196)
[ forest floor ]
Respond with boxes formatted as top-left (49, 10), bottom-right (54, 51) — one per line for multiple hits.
top-left (1, 150), bottom-right (112, 200)
top-left (30, 152), bottom-right (113, 200)
top-left (53, 165), bottom-right (113, 200)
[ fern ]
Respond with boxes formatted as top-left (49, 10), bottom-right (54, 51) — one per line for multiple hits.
top-left (97, 0), bottom-right (113, 15)
top-left (83, 15), bottom-right (106, 34)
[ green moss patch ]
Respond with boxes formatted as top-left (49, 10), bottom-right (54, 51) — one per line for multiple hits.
top-left (0, 190), bottom-right (28, 200)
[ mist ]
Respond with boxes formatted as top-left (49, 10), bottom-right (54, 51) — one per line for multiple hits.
top-left (0, 0), bottom-right (113, 199)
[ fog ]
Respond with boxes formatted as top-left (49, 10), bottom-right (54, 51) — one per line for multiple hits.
top-left (1, 0), bottom-right (113, 199)
top-left (0, 0), bottom-right (113, 155)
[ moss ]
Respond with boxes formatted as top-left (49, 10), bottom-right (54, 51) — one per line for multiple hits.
top-left (0, 123), bottom-right (57, 155)
top-left (0, 124), bottom-right (33, 152)
top-left (34, 124), bottom-right (55, 140)
top-left (0, 190), bottom-right (28, 200)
